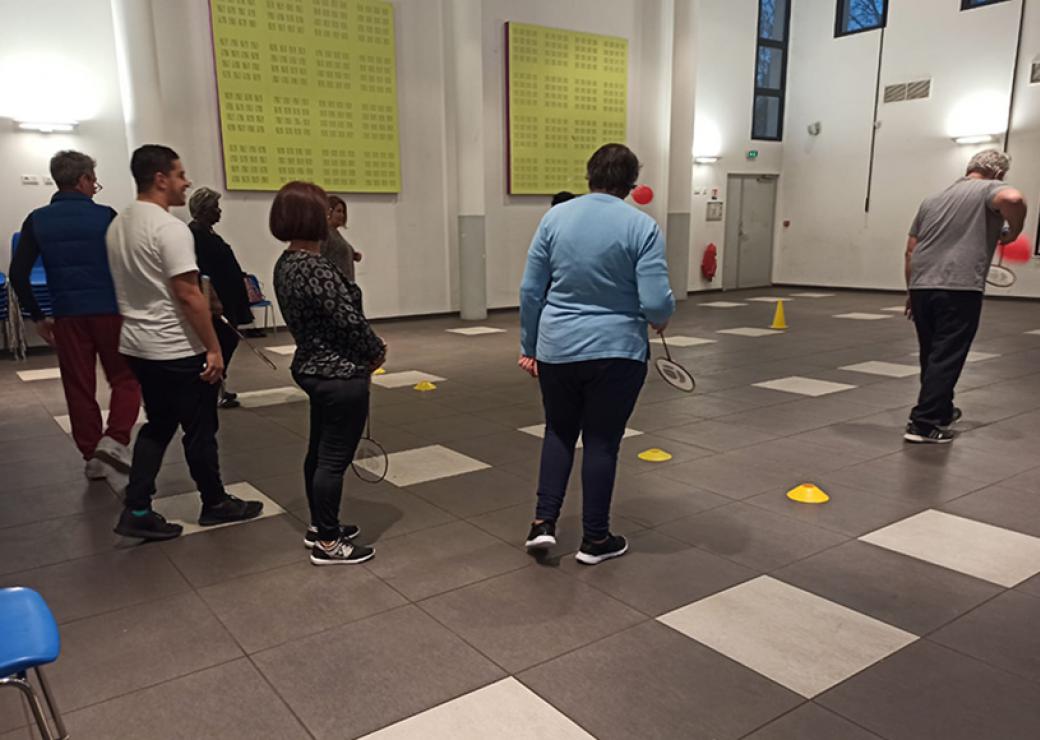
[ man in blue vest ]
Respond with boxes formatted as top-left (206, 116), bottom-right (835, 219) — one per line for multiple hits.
top-left (9, 151), bottom-right (141, 479)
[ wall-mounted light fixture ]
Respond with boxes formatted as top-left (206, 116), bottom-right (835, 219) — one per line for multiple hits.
top-left (952, 134), bottom-right (995, 145)
top-left (15, 121), bottom-right (78, 134)
top-left (694, 156), bottom-right (720, 164)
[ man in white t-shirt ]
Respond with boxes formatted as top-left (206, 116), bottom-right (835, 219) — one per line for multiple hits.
top-left (106, 145), bottom-right (262, 540)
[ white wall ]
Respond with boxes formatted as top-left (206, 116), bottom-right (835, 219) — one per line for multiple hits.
top-left (0, 0), bottom-right (133, 267)
top-left (778, 0), bottom-right (1040, 297)
top-left (687, 0), bottom-right (782, 292)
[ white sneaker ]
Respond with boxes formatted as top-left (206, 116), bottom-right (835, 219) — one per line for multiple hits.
top-left (93, 436), bottom-right (132, 473)
top-left (84, 458), bottom-right (108, 480)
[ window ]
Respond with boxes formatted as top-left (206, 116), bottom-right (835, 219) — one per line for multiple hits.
top-left (835, 0), bottom-right (887, 37)
top-left (752, 0), bottom-right (790, 141)
top-left (961, 0), bottom-right (1011, 8)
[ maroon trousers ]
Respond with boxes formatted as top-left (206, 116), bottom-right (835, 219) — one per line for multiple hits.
top-left (52, 315), bottom-right (141, 459)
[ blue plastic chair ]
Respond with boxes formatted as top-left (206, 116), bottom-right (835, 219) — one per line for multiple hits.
top-left (0, 588), bottom-right (68, 740)
top-left (245, 273), bottom-right (275, 334)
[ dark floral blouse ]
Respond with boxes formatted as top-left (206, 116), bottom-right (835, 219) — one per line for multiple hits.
top-left (273, 250), bottom-right (384, 379)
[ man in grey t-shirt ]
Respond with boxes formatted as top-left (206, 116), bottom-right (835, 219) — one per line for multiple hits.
top-left (903, 149), bottom-right (1026, 443)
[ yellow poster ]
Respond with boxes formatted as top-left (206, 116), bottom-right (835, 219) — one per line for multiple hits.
top-left (506, 22), bottom-right (628, 195)
top-left (210, 0), bottom-right (400, 193)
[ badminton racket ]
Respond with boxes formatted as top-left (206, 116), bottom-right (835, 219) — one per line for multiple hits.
top-left (219, 316), bottom-right (278, 370)
top-left (654, 331), bottom-right (695, 392)
top-left (352, 395), bottom-right (388, 483)
top-left (988, 227), bottom-right (1017, 288)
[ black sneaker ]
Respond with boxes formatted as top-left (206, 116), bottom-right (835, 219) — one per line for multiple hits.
top-left (199, 495), bottom-right (264, 526)
top-left (525, 521), bottom-right (557, 550)
top-left (114, 509), bottom-right (183, 541)
top-left (303, 524), bottom-right (360, 549)
top-left (310, 538), bottom-right (374, 565)
top-left (576, 534), bottom-right (628, 565)
top-left (940, 407), bottom-right (962, 428)
top-left (904, 423), bottom-right (954, 444)
top-left (218, 396), bottom-right (240, 409)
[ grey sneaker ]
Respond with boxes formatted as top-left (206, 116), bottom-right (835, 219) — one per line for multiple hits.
top-left (310, 538), bottom-right (374, 566)
top-left (93, 436), bottom-right (132, 473)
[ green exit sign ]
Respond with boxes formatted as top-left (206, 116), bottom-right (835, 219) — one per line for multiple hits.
top-left (746, 150), bottom-right (759, 160)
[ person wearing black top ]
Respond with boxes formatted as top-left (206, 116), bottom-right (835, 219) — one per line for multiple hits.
top-left (188, 187), bottom-right (253, 408)
top-left (271, 181), bottom-right (385, 565)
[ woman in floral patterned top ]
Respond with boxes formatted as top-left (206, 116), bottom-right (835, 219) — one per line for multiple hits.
top-left (270, 181), bottom-right (386, 566)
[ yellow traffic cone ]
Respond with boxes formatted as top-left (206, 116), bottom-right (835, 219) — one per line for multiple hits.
top-left (637, 448), bottom-right (673, 462)
top-left (374, 367), bottom-right (387, 375)
top-left (770, 300), bottom-right (788, 330)
top-left (414, 380), bottom-right (437, 392)
top-left (786, 483), bottom-right (829, 504)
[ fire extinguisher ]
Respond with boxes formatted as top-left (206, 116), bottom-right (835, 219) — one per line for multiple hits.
top-left (701, 243), bottom-right (718, 281)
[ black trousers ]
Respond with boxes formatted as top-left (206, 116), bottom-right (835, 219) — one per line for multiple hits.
top-left (909, 289), bottom-right (983, 430)
top-left (294, 373), bottom-right (369, 541)
top-left (535, 358), bottom-right (646, 541)
top-left (124, 354), bottom-right (227, 510)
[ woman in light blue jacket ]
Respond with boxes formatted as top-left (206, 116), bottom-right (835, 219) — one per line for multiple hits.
top-left (518, 143), bottom-right (675, 565)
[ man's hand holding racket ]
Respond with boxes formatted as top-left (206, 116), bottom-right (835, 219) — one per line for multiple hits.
top-left (518, 355), bottom-right (538, 378)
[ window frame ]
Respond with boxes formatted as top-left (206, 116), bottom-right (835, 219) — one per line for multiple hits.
top-left (834, 0), bottom-right (888, 38)
top-left (960, 0), bottom-right (1011, 10)
top-left (752, 0), bottom-right (792, 142)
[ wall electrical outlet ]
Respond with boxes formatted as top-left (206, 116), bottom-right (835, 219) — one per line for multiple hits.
top-left (21, 175), bottom-right (41, 185)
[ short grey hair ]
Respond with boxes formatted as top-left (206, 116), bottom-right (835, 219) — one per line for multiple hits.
top-left (49, 150), bottom-right (96, 189)
top-left (965, 149), bottom-right (1011, 179)
top-left (189, 187), bottom-right (222, 218)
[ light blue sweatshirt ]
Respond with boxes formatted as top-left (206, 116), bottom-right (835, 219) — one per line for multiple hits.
top-left (519, 193), bottom-right (676, 364)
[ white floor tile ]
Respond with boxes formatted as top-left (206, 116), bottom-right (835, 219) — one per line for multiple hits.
top-left (53, 412), bottom-right (144, 437)
top-left (860, 510), bottom-right (1040, 588)
top-left (446, 327), bottom-right (507, 336)
top-left (359, 678), bottom-right (594, 739)
top-left (649, 336), bottom-right (716, 347)
top-left (909, 350), bottom-right (1001, 363)
top-left (716, 327), bottom-right (783, 337)
top-left (237, 386), bottom-right (308, 408)
top-left (840, 361), bottom-right (919, 378)
top-left (789, 292), bottom-right (835, 298)
top-left (383, 445), bottom-right (490, 487)
top-left (881, 306), bottom-right (906, 312)
top-left (265, 344), bottom-right (297, 355)
top-left (17, 367), bottom-right (61, 382)
top-left (753, 376), bottom-right (857, 397)
top-left (151, 482), bottom-right (286, 537)
top-left (518, 424), bottom-right (642, 448)
top-left (1025, 329), bottom-right (1040, 336)
top-left (832, 313), bottom-right (893, 321)
top-left (747, 296), bottom-right (792, 303)
top-left (699, 301), bottom-right (748, 308)
top-left (658, 576), bottom-right (916, 698)
top-left (372, 371), bottom-right (447, 389)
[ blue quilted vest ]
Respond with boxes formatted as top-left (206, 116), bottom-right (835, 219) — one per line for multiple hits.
top-left (30, 192), bottom-right (119, 317)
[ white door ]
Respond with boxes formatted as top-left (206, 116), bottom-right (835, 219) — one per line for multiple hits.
top-left (723, 175), bottom-right (777, 289)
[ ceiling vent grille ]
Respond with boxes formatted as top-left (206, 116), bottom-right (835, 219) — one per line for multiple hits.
top-left (883, 83), bottom-right (907, 103)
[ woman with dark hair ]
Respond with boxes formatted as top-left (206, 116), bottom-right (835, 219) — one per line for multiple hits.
top-left (271, 181), bottom-right (385, 565)
top-left (321, 195), bottom-right (363, 281)
top-left (518, 143), bottom-right (675, 565)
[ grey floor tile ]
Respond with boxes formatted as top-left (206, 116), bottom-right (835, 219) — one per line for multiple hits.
top-left (253, 605), bottom-right (504, 739)
top-left (406, 467), bottom-right (533, 518)
top-left (818, 640), bottom-right (1040, 740)
top-left (440, 430), bottom-right (545, 468)
top-left (47, 592), bottom-right (242, 711)
top-left (615, 433), bottom-right (715, 474)
top-left (929, 590), bottom-right (1040, 683)
top-left (0, 509), bottom-right (123, 577)
top-left (656, 456), bottom-right (799, 500)
top-left (656, 503), bottom-right (848, 573)
top-left (773, 540), bottom-right (1002, 635)
top-left (0, 547), bottom-right (190, 625)
top-left (365, 520), bottom-right (531, 601)
top-left (420, 567), bottom-right (645, 672)
top-left (559, 530), bottom-right (757, 616)
top-left (160, 514), bottom-right (306, 588)
top-left (743, 703), bottom-right (883, 739)
top-left (342, 487), bottom-right (457, 542)
top-left (198, 559), bottom-right (406, 653)
top-left (0, 478), bottom-right (119, 529)
top-left (247, 471), bottom-right (308, 511)
top-left (941, 484), bottom-right (1040, 537)
top-left (467, 500), bottom-right (645, 555)
top-left (656, 420), bottom-right (781, 452)
top-left (60, 659), bottom-right (309, 740)
top-left (610, 471), bottom-right (732, 528)
top-left (519, 620), bottom-right (801, 740)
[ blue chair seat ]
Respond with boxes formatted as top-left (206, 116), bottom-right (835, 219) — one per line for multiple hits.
top-left (0, 588), bottom-right (60, 677)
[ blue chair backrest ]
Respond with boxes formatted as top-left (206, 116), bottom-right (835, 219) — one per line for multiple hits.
top-left (11, 232), bottom-right (47, 285)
